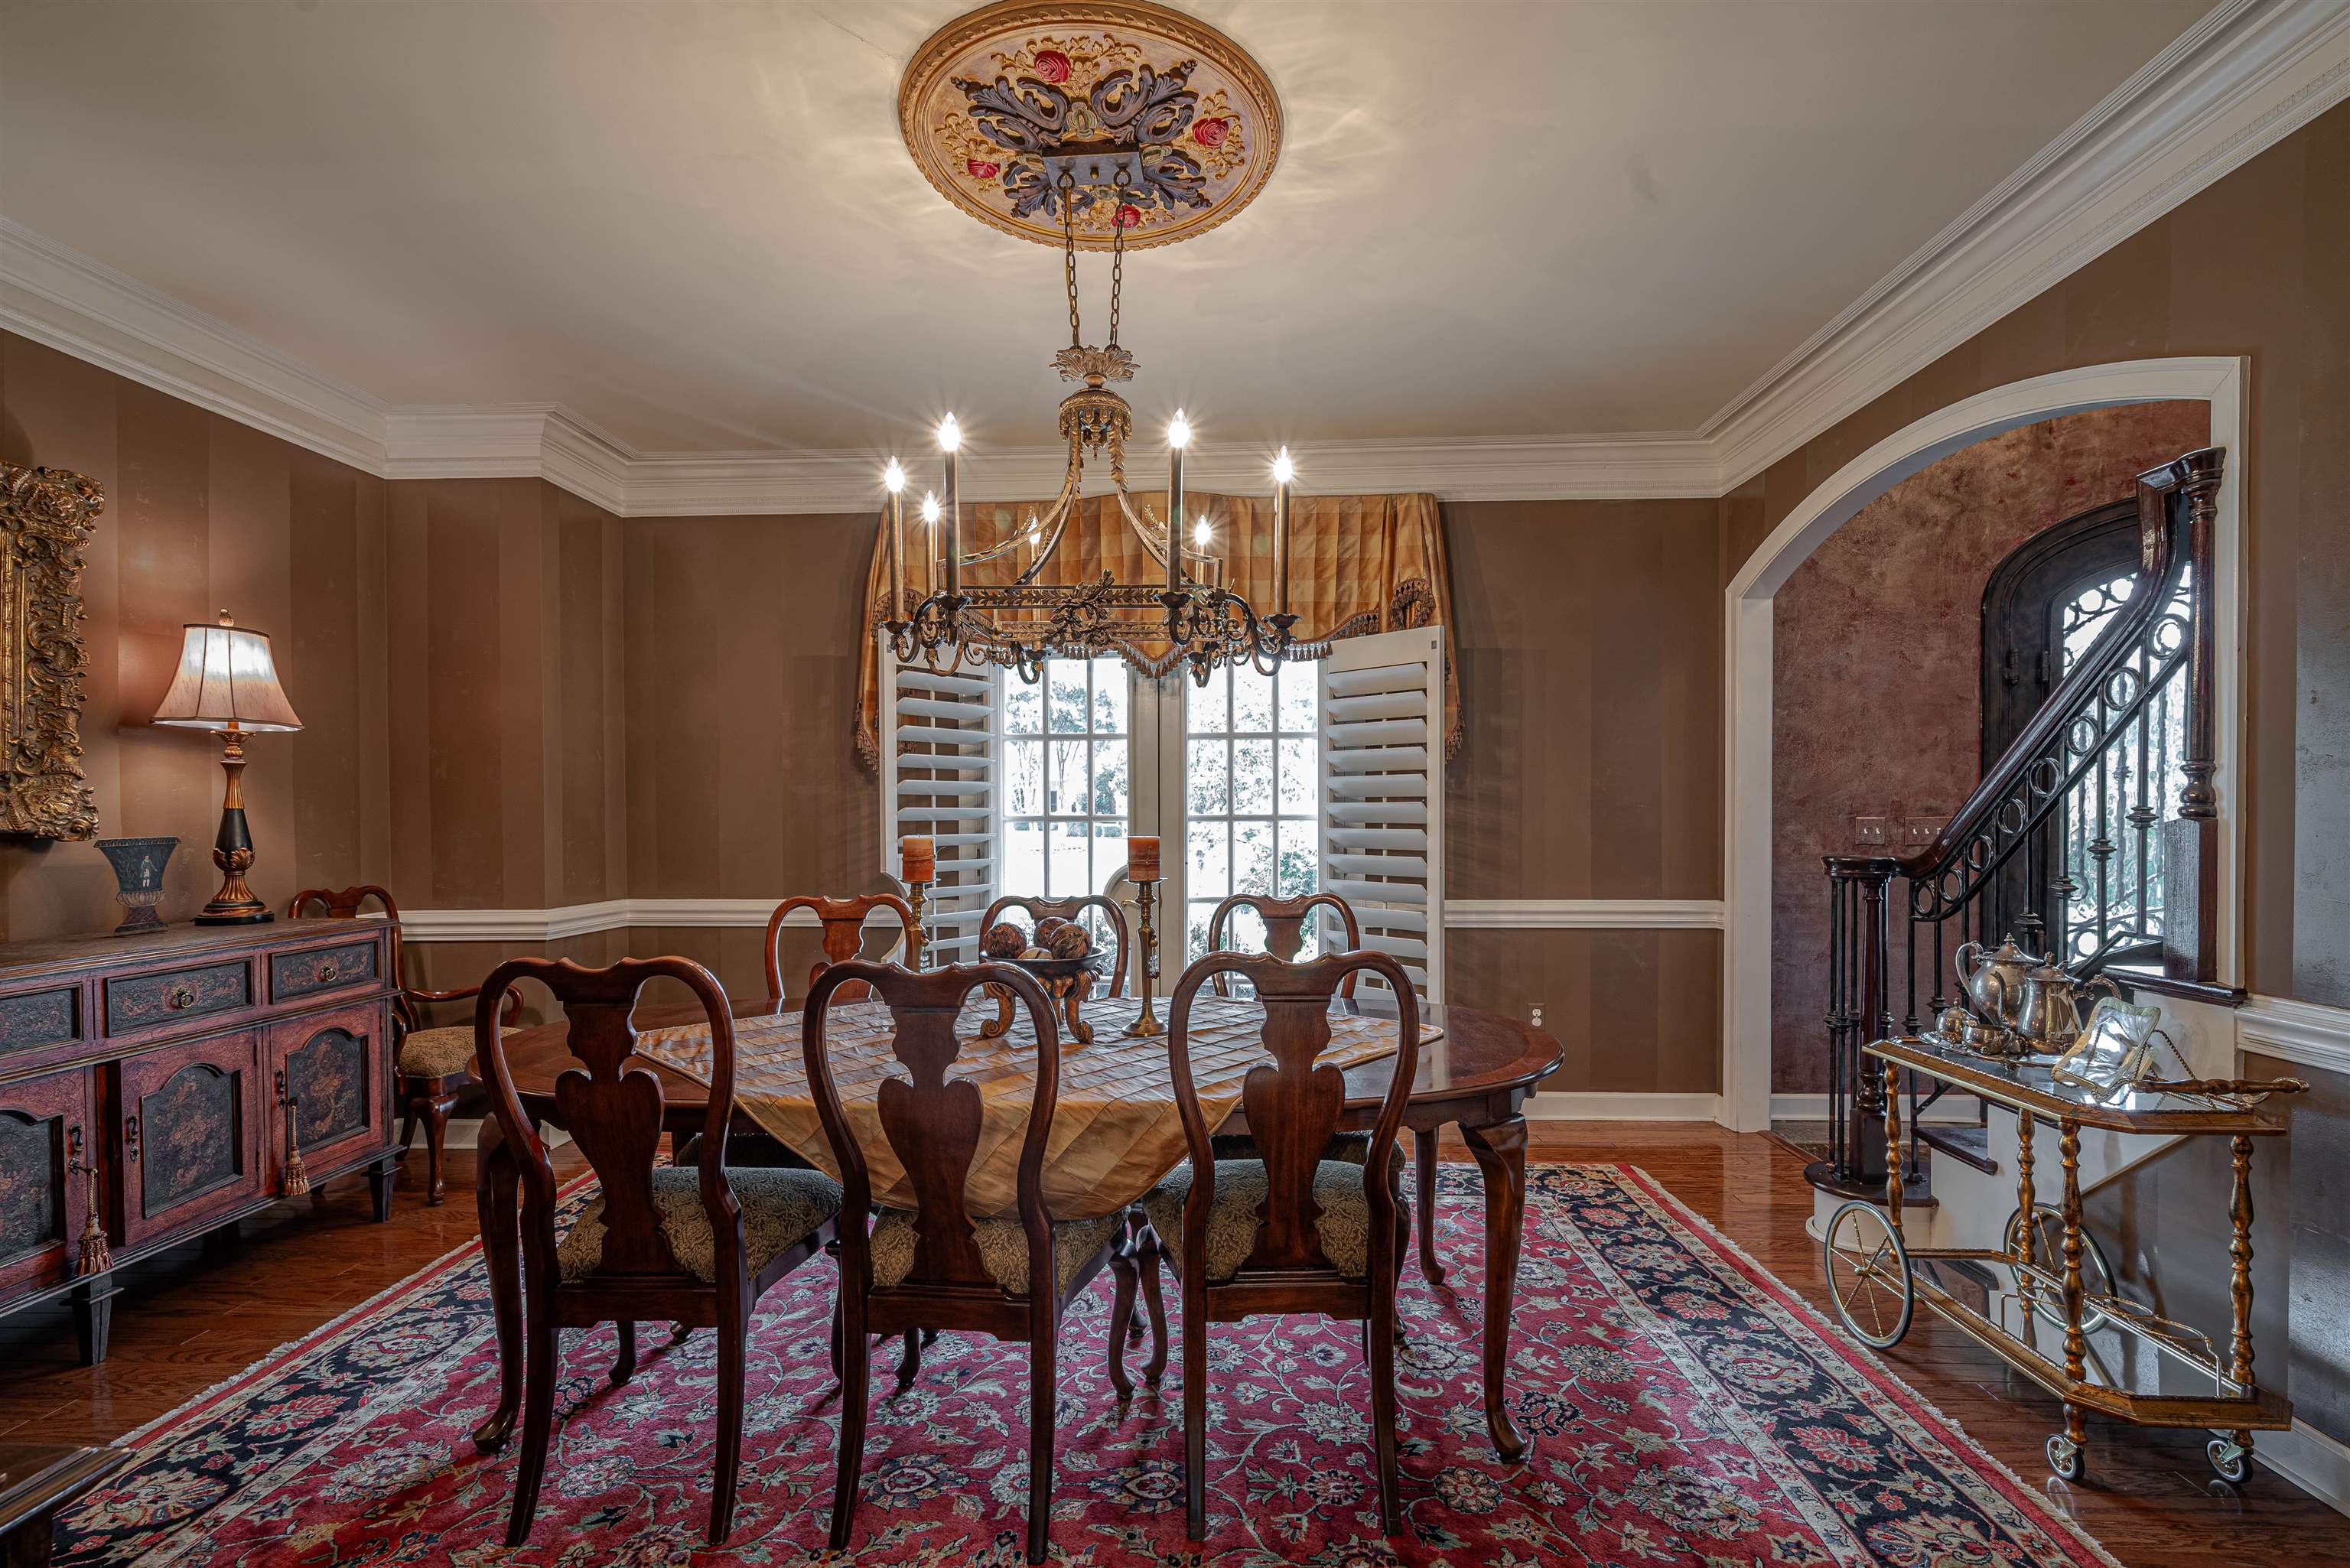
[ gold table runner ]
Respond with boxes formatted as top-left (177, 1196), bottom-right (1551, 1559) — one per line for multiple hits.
top-left (633, 994), bottom-right (1424, 1220)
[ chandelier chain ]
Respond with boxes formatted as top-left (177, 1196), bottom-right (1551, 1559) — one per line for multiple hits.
top-left (1108, 170), bottom-right (1128, 347)
top-left (1059, 172), bottom-right (1082, 348)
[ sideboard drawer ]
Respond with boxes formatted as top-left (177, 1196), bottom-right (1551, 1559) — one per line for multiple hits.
top-left (269, 938), bottom-right (379, 1004)
top-left (0, 984), bottom-right (82, 1062)
top-left (103, 960), bottom-right (252, 1036)
top-left (115, 1032), bottom-right (265, 1250)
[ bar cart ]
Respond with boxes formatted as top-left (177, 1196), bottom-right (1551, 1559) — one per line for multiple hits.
top-left (1821, 1036), bottom-right (2305, 1484)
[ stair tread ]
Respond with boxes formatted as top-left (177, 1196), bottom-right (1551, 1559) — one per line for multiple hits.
top-left (1919, 1122), bottom-right (2000, 1175)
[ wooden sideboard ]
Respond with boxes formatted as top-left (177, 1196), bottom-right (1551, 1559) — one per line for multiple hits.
top-left (0, 920), bottom-right (402, 1363)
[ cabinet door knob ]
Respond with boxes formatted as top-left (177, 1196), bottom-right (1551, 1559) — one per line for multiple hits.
top-left (124, 1114), bottom-right (141, 1163)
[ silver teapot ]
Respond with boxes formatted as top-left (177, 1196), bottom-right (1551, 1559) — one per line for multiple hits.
top-left (2013, 963), bottom-right (2120, 1052)
top-left (1955, 934), bottom-right (2040, 1028)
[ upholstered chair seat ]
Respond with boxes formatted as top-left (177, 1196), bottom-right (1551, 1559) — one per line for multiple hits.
top-left (867, 1208), bottom-right (1125, 1298)
top-left (1142, 1156), bottom-right (1398, 1281)
top-left (558, 1166), bottom-right (844, 1284)
top-left (397, 1023), bottom-right (512, 1079)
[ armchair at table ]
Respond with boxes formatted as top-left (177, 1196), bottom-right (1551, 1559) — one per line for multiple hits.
top-left (287, 884), bottom-right (519, 1205)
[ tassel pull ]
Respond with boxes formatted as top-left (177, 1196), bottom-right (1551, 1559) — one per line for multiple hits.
top-left (277, 1071), bottom-right (311, 1196)
top-left (69, 1127), bottom-right (112, 1276)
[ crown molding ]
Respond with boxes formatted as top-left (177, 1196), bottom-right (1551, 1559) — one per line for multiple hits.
top-left (5, 0), bottom-right (2343, 514)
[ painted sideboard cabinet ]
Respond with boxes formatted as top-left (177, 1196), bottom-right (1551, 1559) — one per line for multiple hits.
top-left (0, 920), bottom-right (402, 1362)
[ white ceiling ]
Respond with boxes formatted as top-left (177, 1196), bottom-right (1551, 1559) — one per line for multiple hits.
top-left (1, 0), bottom-right (2215, 457)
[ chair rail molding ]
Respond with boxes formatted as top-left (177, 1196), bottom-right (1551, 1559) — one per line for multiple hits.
top-left (5, 1), bottom-right (2342, 511)
top-left (2235, 994), bottom-right (2350, 1077)
top-left (401, 896), bottom-right (1730, 942)
top-left (1720, 356), bottom-right (2250, 1137)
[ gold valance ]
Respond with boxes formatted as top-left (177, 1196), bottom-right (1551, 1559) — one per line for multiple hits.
top-left (856, 491), bottom-right (1460, 768)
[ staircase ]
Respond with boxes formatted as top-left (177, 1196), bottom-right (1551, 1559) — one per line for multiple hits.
top-left (1804, 447), bottom-right (2227, 1228)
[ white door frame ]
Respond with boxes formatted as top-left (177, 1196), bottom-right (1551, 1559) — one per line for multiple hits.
top-left (1718, 356), bottom-right (2249, 1131)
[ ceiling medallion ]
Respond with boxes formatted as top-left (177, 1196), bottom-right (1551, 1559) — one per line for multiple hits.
top-left (898, 0), bottom-right (1283, 252)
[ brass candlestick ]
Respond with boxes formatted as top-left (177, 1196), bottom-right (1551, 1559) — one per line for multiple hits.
top-left (1125, 877), bottom-right (1165, 1038)
top-left (906, 879), bottom-right (931, 970)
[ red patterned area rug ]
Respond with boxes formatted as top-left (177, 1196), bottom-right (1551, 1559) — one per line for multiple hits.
top-left (56, 1166), bottom-right (2117, 1567)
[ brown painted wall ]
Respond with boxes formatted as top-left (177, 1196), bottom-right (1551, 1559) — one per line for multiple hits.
top-left (1769, 402), bottom-right (2210, 1091)
top-left (1730, 99), bottom-right (2350, 1011)
top-left (0, 334), bottom-right (388, 938)
top-left (1444, 498), bottom-right (1723, 1092)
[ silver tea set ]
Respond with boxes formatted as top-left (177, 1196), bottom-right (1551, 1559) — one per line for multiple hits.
top-left (1927, 933), bottom-right (2118, 1061)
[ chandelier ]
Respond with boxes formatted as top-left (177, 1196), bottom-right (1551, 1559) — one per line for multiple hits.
top-left (882, 0), bottom-right (1301, 686)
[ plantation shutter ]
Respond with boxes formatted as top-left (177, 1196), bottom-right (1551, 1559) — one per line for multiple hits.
top-left (877, 637), bottom-right (998, 965)
top-left (1317, 625), bottom-right (1445, 1004)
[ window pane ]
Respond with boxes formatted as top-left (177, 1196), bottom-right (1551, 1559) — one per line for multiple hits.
top-left (1048, 662), bottom-right (1088, 734)
top-left (1007, 739), bottom-right (1045, 816)
top-left (1006, 818), bottom-right (1046, 899)
top-left (1188, 665), bottom-right (1228, 734)
top-left (1186, 737), bottom-right (1229, 815)
top-left (1004, 675), bottom-right (1042, 736)
top-left (1233, 666), bottom-right (1274, 733)
top-left (1278, 659), bottom-right (1317, 734)
top-left (1049, 740), bottom-right (1087, 815)
top-left (1092, 738), bottom-right (1130, 817)
top-left (1187, 902), bottom-right (1217, 963)
top-left (1089, 820), bottom-right (1125, 901)
top-left (1049, 819), bottom-right (1089, 896)
top-left (1232, 738), bottom-right (1274, 816)
top-left (1278, 737), bottom-right (1316, 816)
top-left (1091, 657), bottom-right (1128, 735)
top-left (1234, 819), bottom-right (1276, 895)
top-left (1278, 818), bottom-right (1320, 897)
top-left (1188, 818), bottom-right (1229, 898)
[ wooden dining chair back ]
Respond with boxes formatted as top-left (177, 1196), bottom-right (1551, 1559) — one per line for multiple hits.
top-left (803, 959), bottom-right (1149, 1564)
top-left (981, 893), bottom-right (1131, 996)
top-left (1152, 948), bottom-right (1421, 1537)
top-left (762, 893), bottom-right (916, 1004)
top-left (287, 883), bottom-right (519, 1205)
top-left (473, 955), bottom-right (841, 1549)
top-left (1203, 892), bottom-right (1362, 997)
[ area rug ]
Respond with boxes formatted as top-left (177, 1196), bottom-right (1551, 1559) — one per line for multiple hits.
top-left (54, 1166), bottom-right (2117, 1567)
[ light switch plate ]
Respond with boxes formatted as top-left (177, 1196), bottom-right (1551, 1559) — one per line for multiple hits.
top-left (1854, 815), bottom-right (1889, 847)
top-left (1903, 816), bottom-right (1942, 846)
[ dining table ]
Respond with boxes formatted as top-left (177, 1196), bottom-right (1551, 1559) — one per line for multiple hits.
top-left (466, 992), bottom-right (1561, 1462)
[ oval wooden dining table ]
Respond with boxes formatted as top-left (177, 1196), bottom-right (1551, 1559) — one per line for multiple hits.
top-left (467, 995), bottom-right (1561, 1462)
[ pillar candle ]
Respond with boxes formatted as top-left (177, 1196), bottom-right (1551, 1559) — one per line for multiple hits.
top-left (900, 835), bottom-right (935, 884)
top-left (1128, 834), bottom-right (1160, 883)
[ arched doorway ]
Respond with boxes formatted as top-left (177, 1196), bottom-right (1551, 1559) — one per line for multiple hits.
top-left (1717, 357), bottom-right (2247, 1131)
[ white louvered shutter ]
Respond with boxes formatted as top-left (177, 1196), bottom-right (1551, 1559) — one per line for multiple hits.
top-left (1317, 626), bottom-right (1444, 1004)
top-left (877, 639), bottom-right (998, 965)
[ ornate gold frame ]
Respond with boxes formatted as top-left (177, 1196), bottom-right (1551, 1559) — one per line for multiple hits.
top-left (898, 0), bottom-right (1283, 251)
top-left (0, 462), bottom-right (100, 840)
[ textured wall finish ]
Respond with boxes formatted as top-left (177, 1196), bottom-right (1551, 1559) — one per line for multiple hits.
top-left (1769, 402), bottom-right (2210, 1093)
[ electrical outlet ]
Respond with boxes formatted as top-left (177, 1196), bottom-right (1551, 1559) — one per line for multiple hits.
top-left (1529, 1004), bottom-right (1544, 1030)
top-left (1903, 816), bottom-right (1942, 847)
top-left (1854, 815), bottom-right (1889, 847)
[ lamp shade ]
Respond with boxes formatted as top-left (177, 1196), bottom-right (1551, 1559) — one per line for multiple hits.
top-left (151, 615), bottom-right (302, 733)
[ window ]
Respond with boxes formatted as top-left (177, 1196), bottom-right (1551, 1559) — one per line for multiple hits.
top-left (1002, 656), bottom-right (1133, 911)
top-left (1183, 662), bottom-right (1320, 961)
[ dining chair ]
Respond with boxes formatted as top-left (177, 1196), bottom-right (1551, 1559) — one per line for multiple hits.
top-left (1194, 892), bottom-right (1444, 1280)
top-left (763, 892), bottom-right (916, 1004)
top-left (474, 955), bottom-right (843, 1548)
top-left (286, 883), bottom-right (519, 1205)
top-left (803, 959), bottom-right (1154, 1565)
top-left (1138, 948), bottom-right (1421, 1538)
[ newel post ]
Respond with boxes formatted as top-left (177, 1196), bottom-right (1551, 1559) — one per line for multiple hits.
top-left (2164, 449), bottom-right (2225, 981)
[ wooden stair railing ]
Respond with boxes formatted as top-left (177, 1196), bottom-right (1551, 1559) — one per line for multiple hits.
top-left (1808, 448), bottom-right (2225, 1197)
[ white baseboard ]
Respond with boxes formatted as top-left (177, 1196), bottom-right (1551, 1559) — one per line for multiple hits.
top-left (435, 1116), bottom-right (568, 1151)
top-left (1769, 1092), bottom-right (1979, 1125)
top-left (1525, 1091), bottom-right (1721, 1121)
top-left (2260, 1418), bottom-right (2350, 1519)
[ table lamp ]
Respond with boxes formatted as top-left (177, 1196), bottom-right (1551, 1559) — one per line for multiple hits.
top-left (151, 612), bottom-right (303, 924)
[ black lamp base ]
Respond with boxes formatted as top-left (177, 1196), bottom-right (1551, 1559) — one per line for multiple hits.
top-left (194, 800), bottom-right (273, 925)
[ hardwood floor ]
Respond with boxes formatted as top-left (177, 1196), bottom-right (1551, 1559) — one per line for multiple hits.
top-left (3, 1124), bottom-right (2342, 1563)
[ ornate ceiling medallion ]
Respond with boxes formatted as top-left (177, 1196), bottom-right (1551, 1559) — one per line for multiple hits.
top-left (899, 0), bottom-right (1282, 251)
